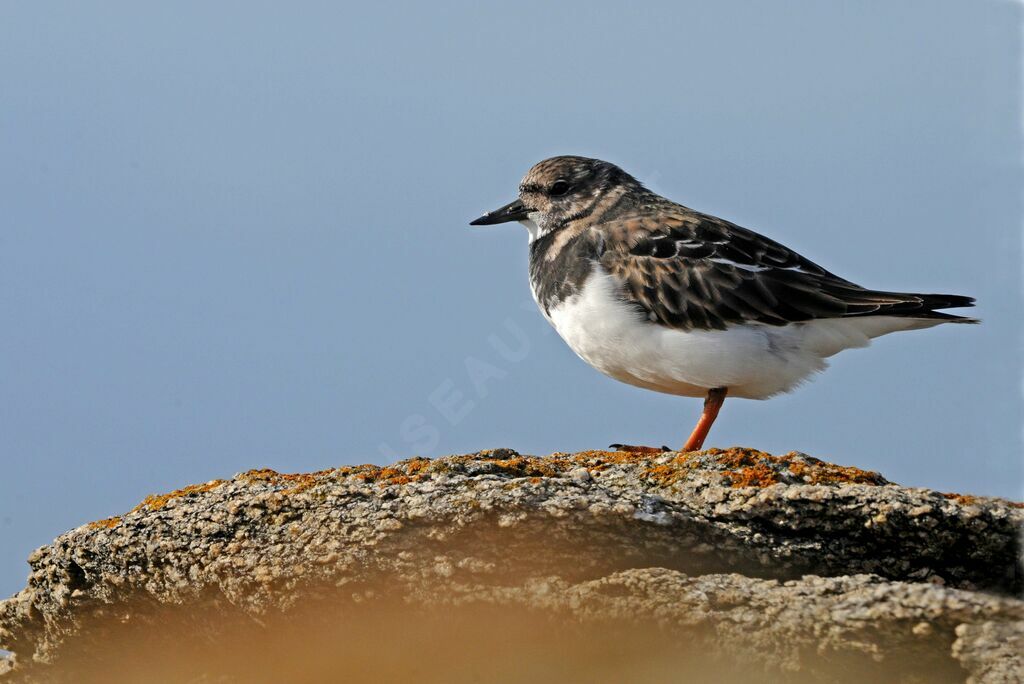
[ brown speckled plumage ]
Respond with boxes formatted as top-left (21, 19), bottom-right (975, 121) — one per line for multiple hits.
top-left (471, 156), bottom-right (978, 447)
top-left (514, 156), bottom-right (976, 330)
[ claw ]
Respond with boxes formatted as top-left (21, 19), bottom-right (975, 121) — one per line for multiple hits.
top-left (609, 444), bottom-right (671, 454)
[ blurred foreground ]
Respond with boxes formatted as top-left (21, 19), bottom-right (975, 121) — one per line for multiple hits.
top-left (19, 591), bottom-right (973, 684)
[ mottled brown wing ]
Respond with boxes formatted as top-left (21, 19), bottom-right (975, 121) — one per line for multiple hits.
top-left (597, 212), bottom-right (973, 331)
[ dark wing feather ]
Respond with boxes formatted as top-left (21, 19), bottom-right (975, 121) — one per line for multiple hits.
top-left (597, 211), bottom-right (976, 332)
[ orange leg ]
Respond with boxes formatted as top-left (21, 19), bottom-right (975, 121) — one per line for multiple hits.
top-left (682, 387), bottom-right (728, 452)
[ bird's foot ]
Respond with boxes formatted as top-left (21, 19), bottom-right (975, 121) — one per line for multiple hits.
top-left (608, 443), bottom-right (671, 455)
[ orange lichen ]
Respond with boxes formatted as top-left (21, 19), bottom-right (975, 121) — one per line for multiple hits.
top-left (942, 492), bottom-right (1024, 509)
top-left (86, 516), bottom-right (123, 530)
top-left (242, 467), bottom-right (363, 494)
top-left (726, 463), bottom-right (781, 488)
top-left (720, 449), bottom-right (885, 488)
top-left (785, 458), bottom-right (884, 487)
top-left (942, 492), bottom-right (979, 506)
top-left (441, 448), bottom-right (685, 483)
top-left (354, 465), bottom-right (419, 487)
top-left (641, 461), bottom-right (690, 486)
top-left (547, 449), bottom-right (651, 474)
top-left (240, 459), bottom-right (437, 491)
top-left (131, 480), bottom-right (228, 513)
top-left (638, 448), bottom-right (887, 489)
top-left (405, 458), bottom-right (431, 476)
top-left (465, 449), bottom-right (672, 479)
top-left (81, 449), bottom-right (1017, 538)
top-left (706, 448), bottom-right (768, 470)
top-left (92, 449), bottom-right (906, 529)
top-left (243, 467), bottom-right (341, 484)
top-left (363, 468), bottom-right (412, 486)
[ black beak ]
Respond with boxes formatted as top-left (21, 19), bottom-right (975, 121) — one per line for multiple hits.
top-left (470, 199), bottom-right (531, 226)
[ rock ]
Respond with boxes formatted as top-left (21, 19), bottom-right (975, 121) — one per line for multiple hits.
top-left (0, 448), bottom-right (1021, 682)
top-left (953, 620), bottom-right (1024, 684)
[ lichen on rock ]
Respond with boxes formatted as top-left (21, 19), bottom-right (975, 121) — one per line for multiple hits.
top-left (0, 448), bottom-right (1021, 682)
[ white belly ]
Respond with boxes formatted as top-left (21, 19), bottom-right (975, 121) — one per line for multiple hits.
top-left (537, 268), bottom-right (938, 399)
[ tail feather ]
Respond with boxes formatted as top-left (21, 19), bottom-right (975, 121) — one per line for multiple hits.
top-left (842, 291), bottom-right (978, 323)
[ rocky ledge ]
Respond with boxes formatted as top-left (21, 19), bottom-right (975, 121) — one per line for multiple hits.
top-left (1, 448), bottom-right (1021, 683)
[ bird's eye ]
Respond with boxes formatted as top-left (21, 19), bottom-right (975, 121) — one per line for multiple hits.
top-left (549, 180), bottom-right (572, 197)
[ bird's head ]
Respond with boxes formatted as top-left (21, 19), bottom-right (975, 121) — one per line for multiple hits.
top-left (470, 156), bottom-right (642, 241)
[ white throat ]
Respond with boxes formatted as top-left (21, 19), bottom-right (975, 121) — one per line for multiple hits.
top-left (519, 212), bottom-right (547, 243)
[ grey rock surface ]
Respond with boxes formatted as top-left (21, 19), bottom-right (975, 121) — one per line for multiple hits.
top-left (952, 619), bottom-right (1024, 684)
top-left (0, 448), bottom-right (1021, 682)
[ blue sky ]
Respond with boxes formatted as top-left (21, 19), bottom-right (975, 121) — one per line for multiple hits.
top-left (1, 0), bottom-right (1021, 598)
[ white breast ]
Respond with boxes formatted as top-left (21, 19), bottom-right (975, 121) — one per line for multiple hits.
top-left (537, 267), bottom-right (939, 399)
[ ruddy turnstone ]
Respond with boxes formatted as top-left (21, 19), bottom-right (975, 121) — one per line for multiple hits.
top-left (470, 156), bottom-right (977, 452)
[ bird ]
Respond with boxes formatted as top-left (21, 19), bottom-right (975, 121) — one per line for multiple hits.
top-left (470, 156), bottom-right (977, 453)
